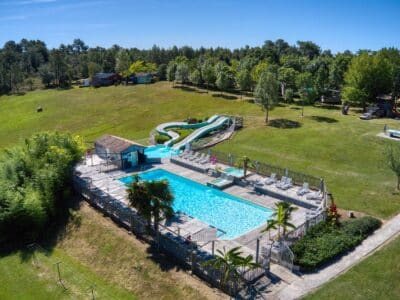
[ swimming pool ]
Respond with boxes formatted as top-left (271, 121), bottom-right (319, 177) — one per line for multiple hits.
top-left (119, 169), bottom-right (272, 239)
top-left (223, 167), bottom-right (245, 177)
top-left (144, 145), bottom-right (180, 159)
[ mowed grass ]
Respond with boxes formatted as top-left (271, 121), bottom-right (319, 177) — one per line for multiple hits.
top-left (305, 234), bottom-right (400, 300)
top-left (0, 203), bottom-right (220, 300)
top-left (0, 81), bottom-right (399, 217)
top-left (0, 247), bottom-right (136, 300)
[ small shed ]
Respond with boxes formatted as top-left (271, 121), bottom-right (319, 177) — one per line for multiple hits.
top-left (94, 135), bottom-right (145, 169)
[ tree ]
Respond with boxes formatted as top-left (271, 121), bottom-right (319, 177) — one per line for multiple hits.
top-left (297, 41), bottom-right (321, 60)
top-left (278, 66), bottom-right (298, 96)
top-left (166, 61), bottom-right (176, 85)
top-left (203, 246), bottom-right (260, 291)
top-left (236, 68), bottom-right (252, 96)
top-left (329, 53), bottom-right (352, 89)
top-left (283, 88), bottom-right (295, 103)
top-left (261, 202), bottom-right (297, 239)
top-left (189, 69), bottom-right (202, 86)
top-left (384, 145), bottom-right (400, 190)
top-left (215, 62), bottom-right (234, 95)
top-left (157, 63), bottom-right (167, 81)
top-left (251, 61), bottom-right (268, 84)
top-left (296, 72), bottom-right (316, 116)
top-left (392, 65), bottom-right (400, 101)
top-left (115, 49), bottom-right (131, 77)
top-left (49, 50), bottom-right (68, 87)
top-left (254, 71), bottom-right (280, 123)
top-left (236, 156), bottom-right (255, 178)
top-left (343, 53), bottom-right (392, 111)
top-left (38, 63), bottom-right (55, 87)
top-left (127, 178), bottom-right (174, 231)
top-left (175, 62), bottom-right (190, 84)
top-left (201, 59), bottom-right (216, 92)
top-left (88, 62), bottom-right (102, 77)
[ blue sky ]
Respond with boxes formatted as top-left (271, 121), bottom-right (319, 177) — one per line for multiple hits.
top-left (0, 0), bottom-right (400, 52)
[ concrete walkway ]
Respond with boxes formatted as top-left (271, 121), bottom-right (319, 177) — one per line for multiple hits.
top-left (273, 213), bottom-right (400, 299)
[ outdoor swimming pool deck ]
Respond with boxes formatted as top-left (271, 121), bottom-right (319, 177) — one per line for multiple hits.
top-left (75, 155), bottom-right (310, 257)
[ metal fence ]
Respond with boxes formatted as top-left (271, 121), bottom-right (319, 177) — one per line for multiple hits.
top-left (73, 175), bottom-right (266, 296)
top-left (202, 149), bottom-right (324, 190)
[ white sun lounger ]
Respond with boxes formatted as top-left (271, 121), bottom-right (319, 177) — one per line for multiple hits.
top-left (297, 182), bottom-right (310, 196)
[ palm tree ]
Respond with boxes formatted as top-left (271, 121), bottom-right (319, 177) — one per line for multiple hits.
top-left (127, 176), bottom-right (174, 232)
top-left (236, 155), bottom-right (255, 178)
top-left (146, 180), bottom-right (174, 232)
top-left (261, 202), bottom-right (297, 239)
top-left (127, 175), bottom-right (152, 228)
top-left (203, 246), bottom-right (260, 292)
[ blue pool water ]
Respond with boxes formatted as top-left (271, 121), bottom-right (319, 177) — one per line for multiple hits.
top-left (145, 145), bottom-right (180, 159)
top-left (224, 167), bottom-right (245, 177)
top-left (119, 169), bottom-right (272, 239)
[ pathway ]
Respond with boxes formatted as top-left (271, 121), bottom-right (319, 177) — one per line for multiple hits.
top-left (271, 213), bottom-right (400, 299)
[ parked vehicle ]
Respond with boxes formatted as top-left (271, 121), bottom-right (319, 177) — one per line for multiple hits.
top-left (360, 106), bottom-right (385, 120)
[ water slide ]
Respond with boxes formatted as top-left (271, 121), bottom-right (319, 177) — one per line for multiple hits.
top-left (172, 116), bottom-right (230, 150)
top-left (155, 115), bottom-right (230, 150)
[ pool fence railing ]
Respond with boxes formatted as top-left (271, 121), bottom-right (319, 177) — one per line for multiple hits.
top-left (73, 174), bottom-right (266, 296)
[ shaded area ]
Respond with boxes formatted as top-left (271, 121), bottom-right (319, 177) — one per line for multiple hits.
top-left (310, 116), bottom-right (338, 123)
top-left (212, 93), bottom-right (238, 100)
top-left (269, 118), bottom-right (302, 129)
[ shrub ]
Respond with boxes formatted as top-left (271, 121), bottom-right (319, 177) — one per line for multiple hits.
top-left (292, 216), bottom-right (381, 270)
top-left (0, 132), bottom-right (84, 243)
top-left (155, 134), bottom-right (170, 144)
top-left (342, 216), bottom-right (382, 238)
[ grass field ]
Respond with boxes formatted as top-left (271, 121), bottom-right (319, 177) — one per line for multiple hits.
top-left (1, 81), bottom-right (399, 218)
top-left (305, 234), bottom-right (400, 300)
top-left (0, 202), bottom-right (221, 300)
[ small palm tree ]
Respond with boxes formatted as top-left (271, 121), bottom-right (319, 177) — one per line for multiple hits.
top-left (127, 176), bottom-right (174, 231)
top-left (262, 202), bottom-right (297, 239)
top-left (203, 246), bottom-right (260, 292)
top-left (127, 175), bottom-right (152, 228)
top-left (146, 180), bottom-right (174, 232)
top-left (236, 155), bottom-right (255, 178)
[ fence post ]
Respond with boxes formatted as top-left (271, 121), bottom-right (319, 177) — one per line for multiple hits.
top-left (255, 238), bottom-right (260, 264)
top-left (212, 240), bottom-right (215, 255)
top-left (191, 244), bottom-right (196, 274)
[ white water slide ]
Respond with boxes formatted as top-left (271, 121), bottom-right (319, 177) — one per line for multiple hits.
top-left (155, 115), bottom-right (230, 150)
top-left (172, 116), bottom-right (230, 150)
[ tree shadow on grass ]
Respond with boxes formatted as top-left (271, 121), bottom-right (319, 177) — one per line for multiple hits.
top-left (290, 106), bottom-right (302, 110)
top-left (314, 104), bottom-right (341, 110)
top-left (173, 85), bottom-right (197, 92)
top-left (310, 116), bottom-right (338, 123)
top-left (269, 118), bottom-right (302, 129)
top-left (212, 94), bottom-right (238, 100)
top-left (146, 243), bottom-right (188, 272)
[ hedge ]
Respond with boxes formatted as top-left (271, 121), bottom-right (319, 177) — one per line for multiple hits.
top-left (155, 134), bottom-right (170, 144)
top-left (292, 216), bottom-right (382, 270)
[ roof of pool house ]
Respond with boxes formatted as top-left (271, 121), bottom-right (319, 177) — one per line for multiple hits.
top-left (95, 134), bottom-right (145, 153)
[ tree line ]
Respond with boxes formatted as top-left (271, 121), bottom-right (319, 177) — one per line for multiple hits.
top-left (1, 38), bottom-right (400, 111)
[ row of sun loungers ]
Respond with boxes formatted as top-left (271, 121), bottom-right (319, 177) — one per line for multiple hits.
top-left (177, 151), bottom-right (211, 165)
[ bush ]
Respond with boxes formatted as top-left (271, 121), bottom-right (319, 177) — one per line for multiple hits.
top-left (342, 216), bottom-right (382, 238)
top-left (292, 216), bottom-right (381, 270)
top-left (155, 134), bottom-right (170, 144)
top-left (0, 132), bottom-right (84, 243)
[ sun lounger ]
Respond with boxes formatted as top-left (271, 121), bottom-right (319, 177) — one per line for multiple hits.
top-left (276, 176), bottom-right (287, 189)
top-left (188, 152), bottom-right (200, 161)
top-left (180, 150), bottom-right (193, 159)
top-left (193, 153), bottom-right (206, 163)
top-left (297, 182), bottom-right (310, 196)
top-left (279, 177), bottom-right (292, 190)
top-left (265, 173), bottom-right (277, 185)
top-left (199, 154), bottom-right (210, 165)
top-left (306, 191), bottom-right (323, 200)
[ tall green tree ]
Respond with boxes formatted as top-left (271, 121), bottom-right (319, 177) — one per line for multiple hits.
top-left (201, 59), bottom-right (216, 92)
top-left (115, 49), bottom-right (131, 77)
top-left (189, 69), bottom-right (202, 86)
top-left (175, 62), bottom-right (190, 84)
top-left (236, 68), bottom-right (252, 95)
top-left (215, 62), bottom-right (234, 95)
top-left (343, 53), bottom-right (392, 110)
top-left (254, 71), bottom-right (280, 123)
top-left (166, 61), bottom-right (176, 84)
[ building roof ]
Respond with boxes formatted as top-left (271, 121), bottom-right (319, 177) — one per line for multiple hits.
top-left (134, 72), bottom-right (152, 77)
top-left (93, 72), bottom-right (117, 79)
top-left (95, 134), bottom-right (145, 153)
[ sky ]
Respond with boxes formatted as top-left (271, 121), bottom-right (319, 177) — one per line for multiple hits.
top-left (0, 0), bottom-right (400, 52)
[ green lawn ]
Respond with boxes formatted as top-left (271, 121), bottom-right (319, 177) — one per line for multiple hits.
top-left (1, 82), bottom-right (398, 218)
top-left (305, 235), bottom-right (400, 300)
top-left (0, 248), bottom-right (135, 300)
